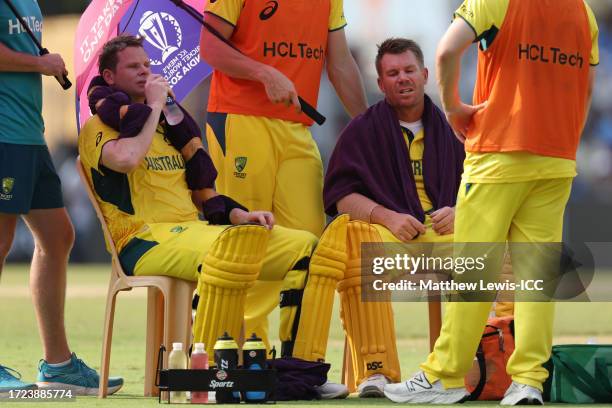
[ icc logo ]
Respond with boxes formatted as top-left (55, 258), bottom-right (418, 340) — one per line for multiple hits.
top-left (139, 11), bottom-right (182, 66)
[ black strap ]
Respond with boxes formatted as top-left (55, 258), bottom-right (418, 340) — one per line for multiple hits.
top-left (293, 256), bottom-right (310, 271)
top-left (279, 289), bottom-right (303, 308)
top-left (468, 344), bottom-right (486, 400)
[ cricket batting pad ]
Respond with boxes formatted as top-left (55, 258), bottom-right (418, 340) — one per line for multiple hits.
top-left (284, 214), bottom-right (349, 362)
top-left (339, 221), bottom-right (400, 389)
top-left (193, 225), bottom-right (269, 357)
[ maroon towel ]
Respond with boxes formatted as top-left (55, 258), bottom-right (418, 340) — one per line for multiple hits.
top-left (267, 357), bottom-right (329, 401)
top-left (324, 95), bottom-right (464, 221)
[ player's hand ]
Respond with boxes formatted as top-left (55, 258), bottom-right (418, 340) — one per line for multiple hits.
top-left (145, 74), bottom-right (171, 108)
top-left (38, 53), bottom-right (67, 77)
top-left (258, 66), bottom-right (301, 112)
top-left (384, 211), bottom-right (426, 242)
top-left (444, 101), bottom-right (487, 142)
top-left (431, 206), bottom-right (455, 235)
top-left (229, 209), bottom-right (275, 230)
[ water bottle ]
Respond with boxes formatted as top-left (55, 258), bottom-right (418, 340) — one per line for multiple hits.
top-left (168, 342), bottom-right (188, 403)
top-left (242, 333), bottom-right (267, 402)
top-left (190, 342), bottom-right (209, 404)
top-left (164, 96), bottom-right (184, 125)
top-left (213, 332), bottom-right (240, 403)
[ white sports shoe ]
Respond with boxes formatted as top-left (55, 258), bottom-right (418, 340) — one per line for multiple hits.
top-left (384, 371), bottom-right (468, 404)
top-left (357, 374), bottom-right (389, 398)
top-left (315, 381), bottom-right (349, 399)
top-left (500, 381), bottom-right (543, 405)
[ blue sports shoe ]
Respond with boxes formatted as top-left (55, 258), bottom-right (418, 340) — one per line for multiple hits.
top-left (0, 365), bottom-right (37, 393)
top-left (37, 353), bottom-right (123, 396)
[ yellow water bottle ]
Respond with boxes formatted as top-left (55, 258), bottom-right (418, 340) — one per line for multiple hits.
top-left (168, 342), bottom-right (188, 403)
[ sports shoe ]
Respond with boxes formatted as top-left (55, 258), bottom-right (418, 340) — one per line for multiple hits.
top-left (500, 381), bottom-right (543, 405)
top-left (358, 373), bottom-right (389, 398)
top-left (0, 365), bottom-right (37, 394)
top-left (37, 353), bottom-right (123, 396)
top-left (384, 371), bottom-right (468, 404)
top-left (315, 380), bottom-right (349, 399)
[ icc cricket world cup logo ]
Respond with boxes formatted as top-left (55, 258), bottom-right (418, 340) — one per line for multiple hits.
top-left (139, 11), bottom-right (182, 66)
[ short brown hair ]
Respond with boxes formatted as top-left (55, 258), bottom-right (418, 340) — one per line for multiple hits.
top-left (98, 34), bottom-right (145, 74)
top-left (375, 38), bottom-right (425, 75)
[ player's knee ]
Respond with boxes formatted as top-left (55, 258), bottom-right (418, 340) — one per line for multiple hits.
top-left (271, 226), bottom-right (318, 260)
top-left (291, 229), bottom-right (318, 256)
top-left (35, 220), bottom-right (75, 258)
top-left (0, 233), bottom-right (14, 263)
top-left (0, 219), bottom-right (17, 262)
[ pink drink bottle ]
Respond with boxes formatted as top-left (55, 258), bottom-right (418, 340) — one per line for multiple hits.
top-left (190, 343), bottom-right (208, 403)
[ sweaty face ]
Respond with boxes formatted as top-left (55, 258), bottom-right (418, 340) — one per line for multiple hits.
top-left (377, 50), bottom-right (428, 114)
top-left (103, 46), bottom-right (151, 101)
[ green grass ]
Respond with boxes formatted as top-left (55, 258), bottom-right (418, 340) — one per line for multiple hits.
top-left (1, 264), bottom-right (611, 407)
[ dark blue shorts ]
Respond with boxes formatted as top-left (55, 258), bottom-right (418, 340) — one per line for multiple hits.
top-left (0, 142), bottom-right (64, 214)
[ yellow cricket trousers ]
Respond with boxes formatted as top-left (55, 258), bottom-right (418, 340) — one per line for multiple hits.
top-left (206, 113), bottom-right (326, 346)
top-left (420, 178), bottom-right (573, 391)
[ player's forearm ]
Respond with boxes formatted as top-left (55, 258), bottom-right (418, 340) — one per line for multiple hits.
top-left (200, 28), bottom-right (271, 84)
top-left (101, 102), bottom-right (164, 172)
top-left (436, 45), bottom-right (463, 112)
top-left (326, 29), bottom-right (368, 117)
top-left (192, 188), bottom-right (219, 212)
top-left (337, 193), bottom-right (379, 222)
top-left (327, 58), bottom-right (368, 117)
top-left (582, 67), bottom-right (596, 133)
top-left (0, 42), bottom-right (41, 72)
top-left (369, 205), bottom-right (398, 229)
top-left (436, 20), bottom-right (474, 111)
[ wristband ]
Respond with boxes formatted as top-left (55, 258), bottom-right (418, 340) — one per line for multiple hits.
top-left (203, 195), bottom-right (249, 225)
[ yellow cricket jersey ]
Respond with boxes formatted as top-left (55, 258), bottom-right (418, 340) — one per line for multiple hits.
top-left (454, 0), bottom-right (598, 183)
top-left (78, 116), bottom-right (199, 252)
top-left (400, 122), bottom-right (433, 215)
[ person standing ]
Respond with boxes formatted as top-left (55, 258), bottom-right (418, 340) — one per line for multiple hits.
top-left (199, 0), bottom-right (368, 377)
top-left (0, 0), bottom-right (122, 395)
top-left (384, 0), bottom-right (598, 404)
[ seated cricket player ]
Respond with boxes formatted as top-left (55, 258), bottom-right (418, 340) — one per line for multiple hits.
top-left (78, 35), bottom-right (348, 397)
top-left (323, 38), bottom-right (465, 398)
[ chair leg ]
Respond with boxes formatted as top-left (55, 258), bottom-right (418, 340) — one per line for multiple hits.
top-left (341, 337), bottom-right (356, 392)
top-left (144, 287), bottom-right (164, 397)
top-left (163, 280), bottom-right (194, 351)
top-left (99, 285), bottom-right (120, 398)
top-left (428, 299), bottom-right (442, 352)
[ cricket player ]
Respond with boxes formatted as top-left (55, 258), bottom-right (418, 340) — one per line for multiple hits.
top-left (200, 0), bottom-right (368, 364)
top-left (324, 38), bottom-right (465, 397)
top-left (78, 35), bottom-right (349, 398)
top-left (0, 0), bottom-right (124, 395)
top-left (384, 0), bottom-right (598, 404)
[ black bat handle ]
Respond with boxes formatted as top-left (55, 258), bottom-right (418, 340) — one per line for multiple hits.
top-left (298, 96), bottom-right (326, 125)
top-left (40, 48), bottom-right (72, 90)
